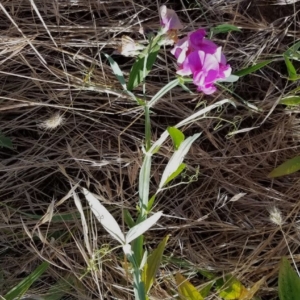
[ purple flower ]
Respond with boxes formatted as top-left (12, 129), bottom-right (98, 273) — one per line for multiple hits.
top-left (159, 5), bottom-right (183, 32)
top-left (171, 29), bottom-right (231, 94)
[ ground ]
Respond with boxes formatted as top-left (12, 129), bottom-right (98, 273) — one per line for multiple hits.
top-left (1, 0), bottom-right (300, 299)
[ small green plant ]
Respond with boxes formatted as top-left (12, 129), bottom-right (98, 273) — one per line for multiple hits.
top-left (79, 5), bottom-right (237, 300)
top-left (2, 261), bottom-right (49, 300)
top-left (278, 257), bottom-right (300, 300)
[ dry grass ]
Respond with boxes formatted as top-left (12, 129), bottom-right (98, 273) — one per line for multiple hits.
top-left (1, 0), bottom-right (300, 299)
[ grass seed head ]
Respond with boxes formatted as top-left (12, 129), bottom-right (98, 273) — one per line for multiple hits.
top-left (269, 206), bottom-right (284, 226)
top-left (39, 112), bottom-right (65, 130)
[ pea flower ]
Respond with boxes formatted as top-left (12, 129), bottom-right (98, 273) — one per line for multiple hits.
top-left (171, 29), bottom-right (231, 94)
top-left (159, 5), bottom-right (183, 32)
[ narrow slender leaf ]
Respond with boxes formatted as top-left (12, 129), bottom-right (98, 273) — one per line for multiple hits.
top-left (73, 191), bottom-right (92, 255)
top-left (284, 40), bottom-right (300, 60)
top-left (234, 60), bottom-right (272, 77)
top-left (139, 153), bottom-right (152, 216)
top-left (147, 194), bottom-right (156, 212)
top-left (131, 235), bottom-right (144, 268)
top-left (149, 99), bottom-right (234, 155)
top-left (217, 74), bottom-right (239, 83)
top-left (4, 261), bottom-right (49, 300)
top-left (148, 78), bottom-right (179, 108)
top-left (268, 156), bottom-right (300, 178)
top-left (125, 211), bottom-right (163, 244)
top-left (159, 133), bottom-right (200, 189)
top-left (284, 55), bottom-right (299, 81)
top-left (127, 44), bottom-right (160, 91)
top-left (103, 53), bottom-right (127, 90)
top-left (168, 127), bottom-right (185, 150)
top-left (278, 257), bottom-right (300, 300)
top-left (123, 209), bottom-right (135, 228)
top-left (0, 133), bottom-right (12, 149)
top-left (175, 273), bottom-right (204, 300)
top-left (280, 96), bottom-right (300, 106)
top-left (211, 24), bottom-right (241, 35)
top-left (163, 163), bottom-right (186, 186)
top-left (82, 188), bottom-right (125, 244)
top-left (142, 235), bottom-right (169, 293)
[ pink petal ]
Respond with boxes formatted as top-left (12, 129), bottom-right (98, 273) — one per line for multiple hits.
top-left (159, 5), bottom-right (183, 31)
top-left (198, 84), bottom-right (216, 95)
top-left (171, 37), bottom-right (189, 64)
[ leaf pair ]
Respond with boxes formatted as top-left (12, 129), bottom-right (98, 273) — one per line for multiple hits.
top-left (83, 188), bottom-right (162, 250)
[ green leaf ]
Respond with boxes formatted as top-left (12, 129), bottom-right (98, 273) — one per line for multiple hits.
top-left (103, 53), bottom-right (127, 90)
top-left (159, 133), bottom-right (200, 189)
top-left (4, 261), bottom-right (49, 300)
top-left (127, 44), bottom-right (160, 91)
top-left (217, 74), bottom-right (239, 83)
top-left (211, 24), bottom-right (241, 36)
top-left (278, 257), bottom-right (300, 300)
top-left (284, 55), bottom-right (300, 81)
top-left (234, 60), bottom-right (272, 77)
top-left (268, 156), bottom-right (300, 178)
top-left (163, 163), bottom-right (186, 186)
top-left (123, 209), bottom-right (135, 228)
top-left (0, 133), bottom-right (12, 149)
top-left (132, 235), bottom-right (144, 268)
top-left (147, 194), bottom-right (156, 212)
top-left (199, 282), bottom-right (214, 298)
top-left (284, 40), bottom-right (300, 61)
top-left (216, 276), bottom-right (248, 300)
top-left (176, 273), bottom-right (204, 300)
top-left (149, 99), bottom-right (234, 156)
top-left (142, 235), bottom-right (169, 293)
top-left (168, 127), bottom-right (185, 150)
top-left (148, 78), bottom-right (180, 108)
top-left (139, 153), bottom-right (152, 216)
top-left (279, 96), bottom-right (300, 106)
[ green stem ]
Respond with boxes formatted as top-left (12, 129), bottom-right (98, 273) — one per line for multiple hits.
top-left (144, 106), bottom-right (151, 151)
top-left (127, 252), bottom-right (146, 300)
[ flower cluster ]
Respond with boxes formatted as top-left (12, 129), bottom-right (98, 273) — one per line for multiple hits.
top-left (159, 6), bottom-right (231, 95)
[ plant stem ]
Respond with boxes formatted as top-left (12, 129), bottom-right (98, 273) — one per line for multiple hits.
top-left (144, 106), bottom-right (151, 151)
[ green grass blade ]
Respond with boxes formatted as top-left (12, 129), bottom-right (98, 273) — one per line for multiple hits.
top-left (284, 40), bottom-right (300, 60)
top-left (279, 96), bottom-right (300, 106)
top-left (278, 257), bottom-right (300, 300)
top-left (268, 156), bottom-right (300, 178)
top-left (104, 53), bottom-right (127, 90)
top-left (123, 209), bottom-right (135, 228)
top-left (211, 24), bottom-right (241, 36)
top-left (284, 55), bottom-right (300, 81)
top-left (148, 78), bottom-right (179, 108)
top-left (4, 261), bottom-right (49, 300)
top-left (142, 235), bottom-right (169, 293)
top-left (234, 60), bottom-right (272, 77)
